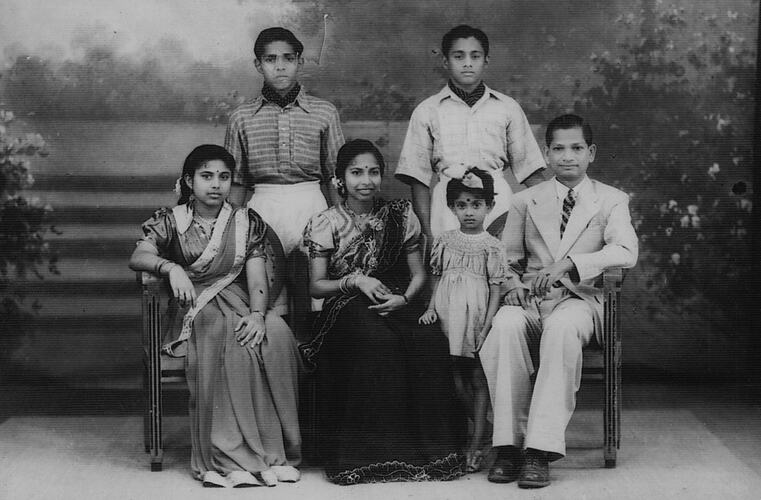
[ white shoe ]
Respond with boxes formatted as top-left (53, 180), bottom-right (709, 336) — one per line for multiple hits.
top-left (259, 469), bottom-right (278, 487)
top-left (201, 471), bottom-right (228, 488)
top-left (271, 465), bottom-right (301, 483)
top-left (228, 470), bottom-right (263, 488)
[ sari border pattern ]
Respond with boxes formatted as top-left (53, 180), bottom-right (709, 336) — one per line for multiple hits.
top-left (326, 452), bottom-right (465, 485)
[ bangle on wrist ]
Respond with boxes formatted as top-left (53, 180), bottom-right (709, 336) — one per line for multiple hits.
top-left (250, 310), bottom-right (264, 317)
top-left (401, 294), bottom-right (409, 305)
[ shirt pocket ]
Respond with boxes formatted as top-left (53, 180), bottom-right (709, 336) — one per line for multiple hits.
top-left (293, 130), bottom-right (321, 165)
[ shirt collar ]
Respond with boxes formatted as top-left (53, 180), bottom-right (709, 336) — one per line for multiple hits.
top-left (447, 80), bottom-right (485, 107)
top-left (554, 175), bottom-right (591, 200)
top-left (436, 82), bottom-right (501, 106)
top-left (254, 85), bottom-right (311, 113)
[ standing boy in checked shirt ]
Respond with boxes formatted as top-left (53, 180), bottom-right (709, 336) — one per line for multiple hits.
top-left (225, 27), bottom-right (344, 319)
top-left (396, 24), bottom-right (546, 244)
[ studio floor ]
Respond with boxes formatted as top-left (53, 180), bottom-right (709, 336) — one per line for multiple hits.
top-left (0, 381), bottom-right (759, 500)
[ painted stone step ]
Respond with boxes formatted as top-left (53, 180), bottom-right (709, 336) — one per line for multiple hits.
top-left (18, 258), bottom-right (134, 283)
top-left (27, 190), bottom-right (177, 208)
top-left (31, 295), bottom-right (141, 318)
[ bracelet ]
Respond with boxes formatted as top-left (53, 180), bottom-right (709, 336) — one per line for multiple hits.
top-left (250, 310), bottom-right (264, 317)
top-left (156, 259), bottom-right (176, 276)
top-left (401, 294), bottom-right (409, 305)
top-left (339, 276), bottom-right (350, 294)
top-left (339, 274), bottom-right (359, 295)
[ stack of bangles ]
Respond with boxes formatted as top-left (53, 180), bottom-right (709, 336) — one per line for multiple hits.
top-left (338, 274), bottom-right (359, 294)
top-left (155, 259), bottom-right (179, 276)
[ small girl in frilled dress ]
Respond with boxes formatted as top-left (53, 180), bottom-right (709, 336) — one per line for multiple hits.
top-left (419, 167), bottom-right (507, 473)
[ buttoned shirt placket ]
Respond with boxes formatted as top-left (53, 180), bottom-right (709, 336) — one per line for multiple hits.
top-left (277, 104), bottom-right (292, 173)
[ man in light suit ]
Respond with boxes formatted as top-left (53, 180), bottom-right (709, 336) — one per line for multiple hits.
top-left (480, 114), bottom-right (638, 488)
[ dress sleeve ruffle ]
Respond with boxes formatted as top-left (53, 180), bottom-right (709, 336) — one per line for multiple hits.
top-left (139, 208), bottom-right (174, 254)
top-left (429, 236), bottom-right (444, 276)
top-left (246, 208), bottom-right (267, 259)
top-left (486, 244), bottom-right (508, 285)
top-left (303, 211), bottom-right (335, 258)
top-left (403, 203), bottom-right (423, 253)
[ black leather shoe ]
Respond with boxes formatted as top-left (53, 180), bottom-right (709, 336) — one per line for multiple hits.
top-left (518, 449), bottom-right (550, 488)
top-left (487, 446), bottom-right (522, 483)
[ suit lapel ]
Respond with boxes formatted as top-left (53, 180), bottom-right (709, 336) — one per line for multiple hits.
top-left (555, 181), bottom-right (601, 260)
top-left (527, 182), bottom-right (561, 257)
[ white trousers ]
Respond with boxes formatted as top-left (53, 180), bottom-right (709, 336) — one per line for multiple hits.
top-left (247, 181), bottom-right (327, 312)
top-left (479, 289), bottom-right (594, 457)
top-left (247, 181), bottom-right (327, 256)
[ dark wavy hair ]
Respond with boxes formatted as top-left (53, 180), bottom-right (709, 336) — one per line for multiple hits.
top-left (335, 139), bottom-right (386, 197)
top-left (446, 167), bottom-right (495, 206)
top-left (254, 27), bottom-right (304, 59)
top-left (441, 25), bottom-right (489, 57)
top-left (178, 145), bottom-right (235, 205)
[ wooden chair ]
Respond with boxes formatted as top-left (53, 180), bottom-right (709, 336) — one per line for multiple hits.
top-left (139, 225), bottom-right (286, 471)
top-left (581, 267), bottom-right (624, 468)
top-left (140, 249), bottom-right (624, 471)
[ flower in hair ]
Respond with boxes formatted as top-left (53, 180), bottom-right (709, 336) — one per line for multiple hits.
top-left (173, 177), bottom-right (183, 195)
top-left (461, 169), bottom-right (485, 189)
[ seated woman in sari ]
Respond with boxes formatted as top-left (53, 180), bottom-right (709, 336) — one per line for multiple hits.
top-left (301, 139), bottom-right (466, 485)
top-left (129, 145), bottom-right (301, 488)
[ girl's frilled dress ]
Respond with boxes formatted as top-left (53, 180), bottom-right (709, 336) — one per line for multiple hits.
top-left (300, 199), bottom-right (465, 485)
top-left (139, 205), bottom-right (301, 480)
top-left (430, 230), bottom-right (507, 357)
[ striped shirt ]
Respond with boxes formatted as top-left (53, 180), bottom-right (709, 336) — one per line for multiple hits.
top-left (224, 88), bottom-right (345, 186)
top-left (395, 84), bottom-right (545, 187)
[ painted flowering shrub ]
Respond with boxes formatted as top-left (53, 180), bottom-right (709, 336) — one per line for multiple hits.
top-left (0, 109), bottom-right (57, 362)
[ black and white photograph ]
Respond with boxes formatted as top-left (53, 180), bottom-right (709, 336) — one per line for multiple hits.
top-left (0, 0), bottom-right (759, 498)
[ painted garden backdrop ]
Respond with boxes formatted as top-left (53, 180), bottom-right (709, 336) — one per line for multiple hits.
top-left (0, 0), bottom-right (757, 382)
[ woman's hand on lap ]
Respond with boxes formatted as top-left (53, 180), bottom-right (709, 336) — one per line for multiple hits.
top-left (235, 312), bottom-right (267, 347)
top-left (368, 294), bottom-right (407, 316)
top-left (168, 265), bottom-right (197, 308)
top-left (355, 276), bottom-right (391, 304)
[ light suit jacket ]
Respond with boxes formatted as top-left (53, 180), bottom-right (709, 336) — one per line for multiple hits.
top-left (501, 178), bottom-right (638, 344)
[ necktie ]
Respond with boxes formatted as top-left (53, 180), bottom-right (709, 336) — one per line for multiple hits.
top-left (560, 189), bottom-right (576, 237)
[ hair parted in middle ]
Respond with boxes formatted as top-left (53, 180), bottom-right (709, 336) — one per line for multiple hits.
top-left (177, 144), bottom-right (235, 205)
top-left (446, 167), bottom-right (495, 206)
top-left (335, 139), bottom-right (386, 181)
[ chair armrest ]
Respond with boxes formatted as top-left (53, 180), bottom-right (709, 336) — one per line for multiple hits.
top-left (601, 267), bottom-right (624, 348)
top-left (602, 267), bottom-right (624, 294)
top-left (139, 271), bottom-right (163, 286)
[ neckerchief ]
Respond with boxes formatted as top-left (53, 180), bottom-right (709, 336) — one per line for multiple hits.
top-left (448, 80), bottom-right (485, 107)
top-left (262, 82), bottom-right (302, 108)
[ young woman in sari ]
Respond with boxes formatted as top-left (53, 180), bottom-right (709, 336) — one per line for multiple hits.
top-left (301, 139), bottom-right (466, 485)
top-left (129, 145), bottom-right (301, 488)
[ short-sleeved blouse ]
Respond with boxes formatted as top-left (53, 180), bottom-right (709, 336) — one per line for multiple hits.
top-left (303, 200), bottom-right (421, 265)
top-left (139, 206), bottom-right (266, 265)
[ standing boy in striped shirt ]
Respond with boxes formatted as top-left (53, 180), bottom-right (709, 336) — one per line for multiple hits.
top-left (225, 27), bottom-right (344, 320)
